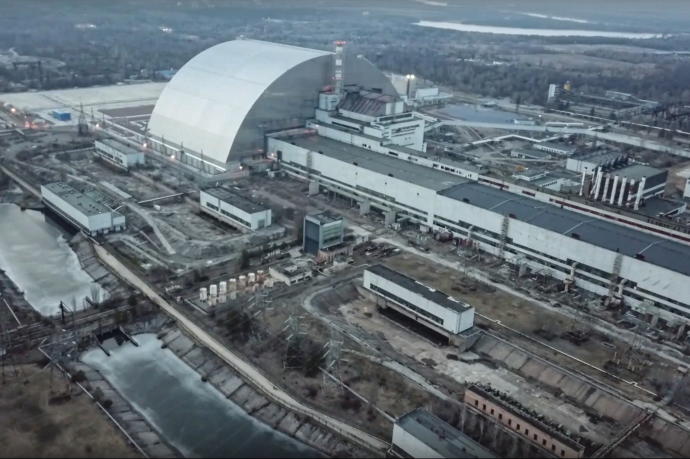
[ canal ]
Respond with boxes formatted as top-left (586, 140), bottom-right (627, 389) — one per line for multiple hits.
top-left (81, 334), bottom-right (321, 458)
top-left (0, 203), bottom-right (106, 316)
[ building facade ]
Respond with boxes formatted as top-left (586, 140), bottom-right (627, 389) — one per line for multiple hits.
top-left (200, 187), bottom-right (271, 231)
top-left (303, 211), bottom-right (344, 255)
top-left (41, 182), bottom-right (126, 236)
top-left (94, 138), bottom-right (145, 170)
top-left (363, 264), bottom-right (475, 337)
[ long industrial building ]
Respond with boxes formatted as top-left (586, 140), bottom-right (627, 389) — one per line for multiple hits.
top-left (269, 129), bottom-right (690, 331)
top-left (41, 182), bottom-right (126, 236)
top-left (140, 38), bottom-right (690, 334)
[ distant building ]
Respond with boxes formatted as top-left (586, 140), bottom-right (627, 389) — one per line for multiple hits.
top-left (94, 138), bottom-right (145, 170)
top-left (41, 182), bottom-right (125, 236)
top-left (465, 385), bottom-right (585, 458)
top-left (363, 264), bottom-right (475, 339)
top-left (584, 164), bottom-right (667, 209)
top-left (200, 187), bottom-right (272, 231)
top-left (303, 211), bottom-right (344, 255)
top-left (268, 262), bottom-right (312, 286)
top-left (565, 150), bottom-right (627, 174)
top-left (512, 169), bottom-right (548, 183)
top-left (533, 141), bottom-right (577, 157)
top-left (510, 148), bottom-right (553, 160)
top-left (392, 409), bottom-right (495, 458)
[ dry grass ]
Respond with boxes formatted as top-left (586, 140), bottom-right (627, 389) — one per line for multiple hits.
top-left (0, 363), bottom-right (138, 458)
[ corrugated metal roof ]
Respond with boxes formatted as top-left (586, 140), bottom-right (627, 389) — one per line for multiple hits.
top-left (439, 183), bottom-right (690, 276)
top-left (147, 40), bottom-right (331, 165)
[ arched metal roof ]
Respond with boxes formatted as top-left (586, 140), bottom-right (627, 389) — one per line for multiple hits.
top-left (147, 39), bottom-right (331, 165)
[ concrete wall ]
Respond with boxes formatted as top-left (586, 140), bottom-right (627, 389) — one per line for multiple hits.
top-left (363, 269), bottom-right (474, 334)
top-left (200, 190), bottom-right (271, 231)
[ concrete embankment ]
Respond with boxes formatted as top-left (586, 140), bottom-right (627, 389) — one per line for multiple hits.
top-left (73, 317), bottom-right (179, 458)
top-left (158, 325), bottom-right (372, 458)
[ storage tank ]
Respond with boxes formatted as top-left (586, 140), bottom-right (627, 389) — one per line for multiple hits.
top-left (209, 284), bottom-right (218, 297)
top-left (248, 272), bottom-right (256, 284)
top-left (229, 278), bottom-right (237, 291)
top-left (238, 275), bottom-right (247, 288)
top-left (219, 281), bottom-right (227, 294)
top-left (200, 287), bottom-right (208, 301)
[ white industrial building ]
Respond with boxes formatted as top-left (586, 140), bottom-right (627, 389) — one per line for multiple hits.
top-left (41, 182), bottom-right (126, 236)
top-left (139, 38), bottom-right (690, 335)
top-left (581, 164), bottom-right (667, 210)
top-left (269, 130), bottom-right (690, 331)
top-left (363, 264), bottom-right (475, 337)
top-left (200, 187), bottom-right (271, 231)
top-left (94, 138), bottom-right (145, 170)
top-left (565, 150), bottom-right (627, 174)
top-left (146, 39), bottom-right (399, 172)
top-left (392, 409), bottom-right (495, 458)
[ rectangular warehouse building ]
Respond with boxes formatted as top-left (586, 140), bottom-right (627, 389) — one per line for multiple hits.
top-left (94, 138), bottom-right (145, 170)
top-left (41, 182), bottom-right (126, 236)
top-left (200, 187), bottom-right (272, 232)
top-left (363, 264), bottom-right (475, 337)
top-left (303, 211), bottom-right (344, 255)
top-left (392, 409), bottom-right (495, 458)
top-left (269, 131), bottom-right (690, 332)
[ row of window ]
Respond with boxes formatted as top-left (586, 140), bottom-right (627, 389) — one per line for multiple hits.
top-left (369, 283), bottom-right (444, 326)
top-left (204, 202), bottom-right (252, 228)
top-left (472, 399), bottom-right (571, 457)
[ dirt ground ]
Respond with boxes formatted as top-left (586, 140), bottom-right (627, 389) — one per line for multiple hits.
top-left (0, 363), bottom-right (138, 458)
top-left (383, 252), bottom-right (678, 396)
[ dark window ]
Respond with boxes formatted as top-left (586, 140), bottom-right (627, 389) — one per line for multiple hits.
top-left (552, 445), bottom-right (556, 452)
top-left (490, 409), bottom-right (494, 415)
top-left (482, 404), bottom-right (486, 411)
top-left (561, 450), bottom-right (565, 457)
top-left (517, 423), bottom-right (520, 430)
top-left (525, 429), bottom-right (529, 436)
top-left (474, 400), bottom-right (478, 406)
top-left (543, 440), bottom-right (547, 446)
top-left (498, 414), bottom-right (503, 420)
top-left (533, 434), bottom-right (537, 441)
top-left (508, 419), bottom-right (512, 426)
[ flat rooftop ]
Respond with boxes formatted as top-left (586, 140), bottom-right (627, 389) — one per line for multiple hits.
top-left (307, 211), bottom-right (342, 225)
top-left (285, 134), bottom-right (467, 191)
top-left (396, 409), bottom-right (495, 458)
top-left (202, 187), bottom-right (269, 214)
top-left (42, 182), bottom-right (112, 217)
top-left (96, 138), bottom-right (142, 156)
top-left (367, 264), bottom-right (472, 313)
top-left (614, 164), bottom-right (665, 180)
top-left (439, 182), bottom-right (690, 276)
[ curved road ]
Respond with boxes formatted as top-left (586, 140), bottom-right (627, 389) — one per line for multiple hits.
top-left (94, 245), bottom-right (389, 455)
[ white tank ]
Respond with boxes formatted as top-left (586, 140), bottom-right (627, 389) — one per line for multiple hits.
top-left (230, 291), bottom-right (237, 300)
top-left (200, 287), bottom-right (208, 301)
top-left (229, 278), bottom-right (237, 291)
top-left (219, 281), bottom-right (227, 294)
top-left (238, 275), bottom-right (247, 287)
top-left (264, 278), bottom-right (274, 288)
top-left (248, 272), bottom-right (256, 284)
top-left (219, 294), bottom-right (227, 304)
top-left (209, 284), bottom-right (218, 297)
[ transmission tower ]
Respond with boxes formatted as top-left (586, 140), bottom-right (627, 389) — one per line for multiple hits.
top-left (321, 330), bottom-right (344, 394)
top-left (78, 103), bottom-right (88, 136)
top-left (282, 314), bottom-right (305, 369)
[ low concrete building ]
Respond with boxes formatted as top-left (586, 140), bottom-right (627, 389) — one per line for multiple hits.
top-left (41, 182), bottom-right (126, 236)
top-left (363, 264), bottom-right (475, 338)
top-left (94, 138), bottom-right (145, 170)
top-left (533, 141), bottom-right (577, 157)
top-left (268, 262), bottom-right (312, 286)
top-left (200, 187), bottom-right (272, 232)
top-left (392, 408), bottom-right (495, 458)
top-left (464, 384), bottom-right (585, 458)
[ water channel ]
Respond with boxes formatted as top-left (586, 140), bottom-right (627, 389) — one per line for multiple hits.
top-left (0, 203), bottom-right (105, 316)
top-left (81, 334), bottom-right (321, 458)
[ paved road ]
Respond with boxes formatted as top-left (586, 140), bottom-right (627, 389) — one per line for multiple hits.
top-left (94, 245), bottom-right (389, 454)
